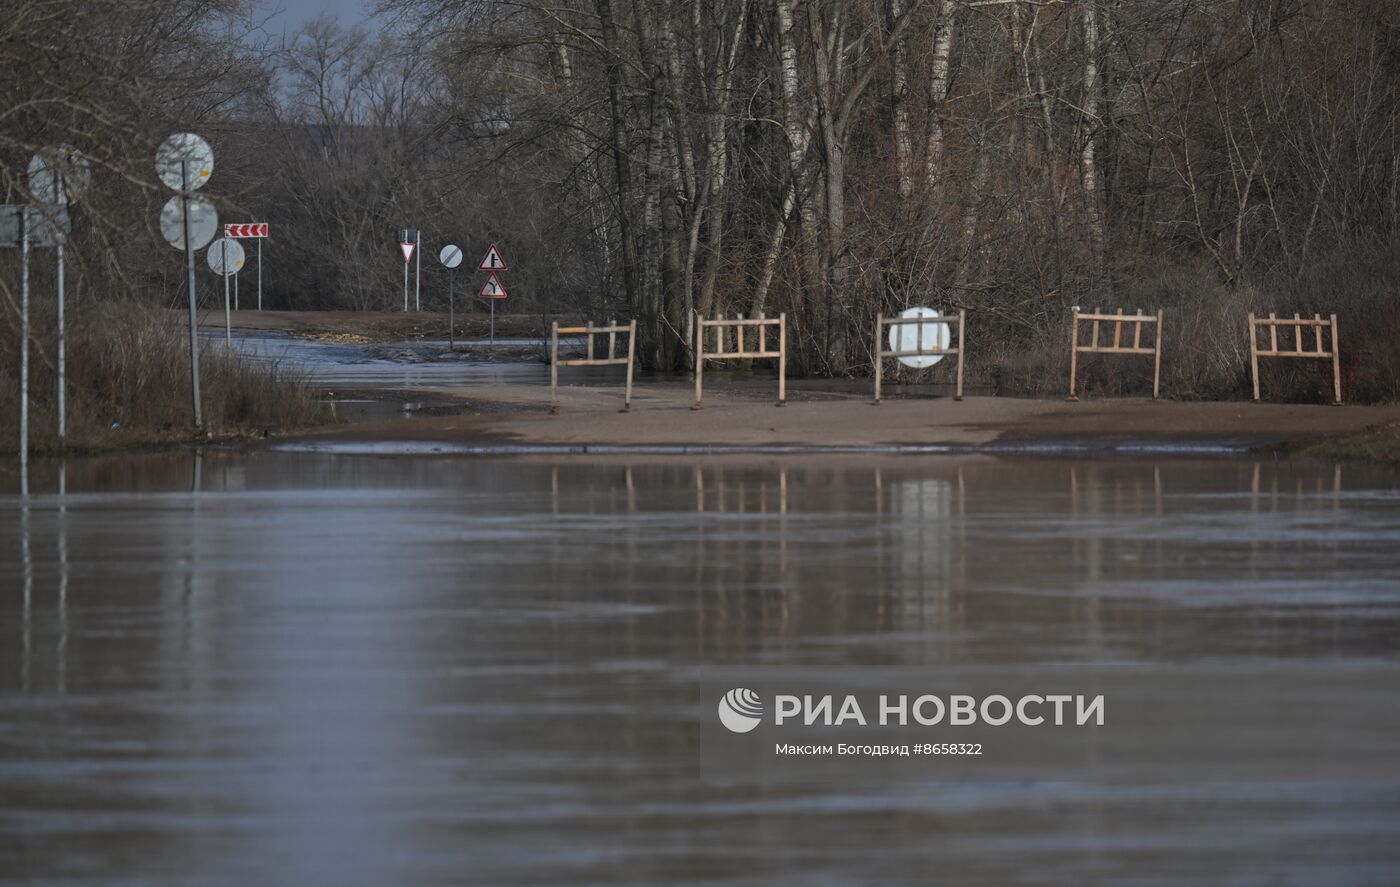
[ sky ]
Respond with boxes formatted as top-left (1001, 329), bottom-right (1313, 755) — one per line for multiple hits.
top-left (258, 0), bottom-right (371, 30)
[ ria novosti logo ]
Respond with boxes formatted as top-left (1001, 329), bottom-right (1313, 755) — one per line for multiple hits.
top-left (718, 688), bottom-right (765, 733)
top-left (716, 688), bottom-right (1105, 732)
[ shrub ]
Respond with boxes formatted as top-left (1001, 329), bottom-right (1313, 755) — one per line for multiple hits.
top-left (0, 298), bottom-right (327, 453)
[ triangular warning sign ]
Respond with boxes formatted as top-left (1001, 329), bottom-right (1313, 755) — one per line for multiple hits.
top-left (479, 272), bottom-right (508, 299)
top-left (400, 241), bottom-right (416, 263)
top-left (478, 243), bottom-right (508, 271)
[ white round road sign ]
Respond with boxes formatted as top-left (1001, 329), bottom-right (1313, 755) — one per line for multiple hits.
top-left (206, 237), bottom-right (246, 274)
top-left (29, 146), bottom-right (91, 205)
top-left (440, 244), bottom-right (463, 269)
top-left (156, 133), bottom-right (215, 192)
top-left (889, 307), bottom-right (950, 369)
top-left (160, 195), bottom-right (218, 251)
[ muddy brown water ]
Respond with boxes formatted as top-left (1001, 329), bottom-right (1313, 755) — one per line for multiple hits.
top-left (3, 452), bottom-right (1399, 884)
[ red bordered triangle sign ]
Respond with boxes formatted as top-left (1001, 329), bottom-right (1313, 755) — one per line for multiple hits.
top-left (479, 272), bottom-right (508, 299)
top-left (478, 243), bottom-right (508, 271)
top-left (400, 241), bottom-right (416, 264)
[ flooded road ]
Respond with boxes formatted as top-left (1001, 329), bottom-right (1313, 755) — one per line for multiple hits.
top-left (3, 453), bottom-right (1399, 883)
top-left (224, 331), bottom-right (558, 391)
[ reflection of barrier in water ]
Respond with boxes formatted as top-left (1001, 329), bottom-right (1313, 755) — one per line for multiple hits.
top-left (550, 319), bottom-right (637, 414)
top-left (1068, 308), bottom-right (1164, 401)
top-left (692, 313), bottom-right (786, 410)
top-left (1247, 312), bottom-right (1342, 405)
top-left (873, 308), bottom-right (966, 403)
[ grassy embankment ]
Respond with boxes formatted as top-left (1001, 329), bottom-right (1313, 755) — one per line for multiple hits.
top-left (2, 299), bottom-right (330, 455)
top-left (1297, 424), bottom-right (1400, 465)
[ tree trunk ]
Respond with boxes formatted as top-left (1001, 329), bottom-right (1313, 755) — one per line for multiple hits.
top-left (1081, 0), bottom-right (1107, 286)
top-left (925, 0), bottom-right (956, 191)
top-left (888, 0), bottom-right (914, 201)
top-left (596, 0), bottom-right (641, 318)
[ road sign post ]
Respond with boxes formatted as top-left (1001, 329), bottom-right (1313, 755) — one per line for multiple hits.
top-left (208, 238), bottom-right (245, 347)
top-left (224, 224), bottom-right (268, 311)
top-left (56, 217), bottom-right (63, 444)
top-left (399, 229), bottom-right (417, 311)
top-left (415, 230), bottom-right (422, 312)
top-left (157, 133), bottom-right (216, 429)
top-left (477, 245), bottom-right (509, 344)
top-left (223, 238), bottom-right (230, 342)
top-left (479, 271), bottom-right (507, 343)
top-left (182, 162), bottom-right (200, 425)
top-left (19, 209), bottom-right (29, 493)
top-left (28, 147), bottom-right (88, 448)
top-left (440, 245), bottom-right (463, 350)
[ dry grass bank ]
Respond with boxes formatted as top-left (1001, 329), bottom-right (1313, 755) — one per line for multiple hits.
top-left (1, 299), bottom-right (329, 454)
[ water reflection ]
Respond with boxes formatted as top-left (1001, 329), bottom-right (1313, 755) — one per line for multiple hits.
top-left (1, 453), bottom-right (1399, 882)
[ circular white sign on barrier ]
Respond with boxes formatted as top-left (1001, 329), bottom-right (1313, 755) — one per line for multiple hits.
top-left (156, 133), bottom-right (214, 192)
top-left (440, 244), bottom-right (463, 268)
top-left (160, 195), bottom-right (218, 251)
top-left (29, 146), bottom-right (91, 205)
top-left (889, 307), bottom-right (950, 368)
top-left (206, 237), bottom-right (246, 274)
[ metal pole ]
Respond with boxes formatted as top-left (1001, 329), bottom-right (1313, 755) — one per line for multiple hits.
top-left (414, 230), bottom-right (421, 312)
top-left (234, 260), bottom-right (240, 311)
top-left (222, 239), bottom-right (231, 347)
top-left (490, 298), bottom-right (495, 344)
top-left (403, 255), bottom-right (409, 311)
top-left (183, 161), bottom-right (203, 428)
top-left (56, 239), bottom-right (65, 443)
top-left (448, 270), bottom-right (455, 352)
top-left (54, 171), bottom-right (66, 445)
top-left (19, 208), bottom-right (30, 494)
top-left (257, 236), bottom-right (262, 311)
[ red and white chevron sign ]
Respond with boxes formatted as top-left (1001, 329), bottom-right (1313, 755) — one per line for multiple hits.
top-left (224, 223), bottom-right (268, 238)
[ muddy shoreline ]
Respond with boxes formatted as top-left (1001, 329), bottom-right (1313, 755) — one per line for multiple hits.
top-left (287, 377), bottom-right (1400, 458)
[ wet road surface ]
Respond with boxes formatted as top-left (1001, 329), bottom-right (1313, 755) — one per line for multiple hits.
top-left (3, 453), bottom-right (1399, 884)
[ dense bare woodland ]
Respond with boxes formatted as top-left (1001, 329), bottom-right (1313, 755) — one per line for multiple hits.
top-left (4, 0), bottom-right (1400, 405)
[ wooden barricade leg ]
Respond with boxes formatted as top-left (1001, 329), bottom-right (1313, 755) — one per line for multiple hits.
top-left (1331, 313), bottom-right (1342, 406)
top-left (955, 309), bottom-right (966, 401)
top-left (873, 316), bottom-right (883, 404)
top-left (1067, 311), bottom-right (1080, 401)
top-left (692, 314), bottom-right (704, 410)
top-left (623, 319), bottom-right (636, 412)
top-left (586, 321), bottom-right (595, 361)
top-left (550, 321), bottom-right (560, 414)
top-left (777, 313), bottom-right (787, 406)
top-left (1152, 309), bottom-right (1163, 400)
top-left (1248, 313), bottom-right (1261, 402)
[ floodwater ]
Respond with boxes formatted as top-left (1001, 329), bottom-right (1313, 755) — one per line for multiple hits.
top-left (224, 331), bottom-right (552, 391)
top-left (3, 453), bottom-right (1399, 884)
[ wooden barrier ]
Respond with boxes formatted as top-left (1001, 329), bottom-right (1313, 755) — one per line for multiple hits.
top-left (873, 309), bottom-right (966, 403)
top-left (1248, 312), bottom-right (1342, 405)
top-left (1068, 307), bottom-right (1164, 401)
top-left (550, 319), bottom-right (637, 413)
top-left (693, 313), bottom-right (786, 409)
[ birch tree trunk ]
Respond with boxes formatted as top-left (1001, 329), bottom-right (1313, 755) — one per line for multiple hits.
top-left (924, 0), bottom-right (956, 190)
top-left (1081, 0), bottom-right (1107, 284)
top-left (750, 0), bottom-right (815, 319)
top-left (888, 0), bottom-right (914, 201)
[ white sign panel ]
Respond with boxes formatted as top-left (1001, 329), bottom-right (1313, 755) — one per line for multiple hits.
top-left (207, 237), bottom-right (246, 274)
top-left (889, 307), bottom-right (950, 368)
top-left (160, 195), bottom-right (219, 251)
top-left (156, 133), bottom-right (215, 192)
